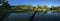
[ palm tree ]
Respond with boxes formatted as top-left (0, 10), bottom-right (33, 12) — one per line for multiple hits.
top-left (2, 1), bottom-right (11, 9)
top-left (0, 0), bottom-right (10, 21)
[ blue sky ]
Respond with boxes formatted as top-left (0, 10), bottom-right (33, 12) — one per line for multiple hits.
top-left (8, 0), bottom-right (60, 7)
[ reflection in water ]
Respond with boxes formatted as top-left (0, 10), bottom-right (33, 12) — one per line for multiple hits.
top-left (4, 11), bottom-right (60, 21)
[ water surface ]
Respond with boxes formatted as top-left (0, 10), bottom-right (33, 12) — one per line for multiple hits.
top-left (4, 11), bottom-right (60, 21)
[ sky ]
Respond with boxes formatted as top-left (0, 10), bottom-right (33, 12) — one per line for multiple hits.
top-left (2, 0), bottom-right (60, 7)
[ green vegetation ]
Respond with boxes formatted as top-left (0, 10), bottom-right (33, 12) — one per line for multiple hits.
top-left (1, 4), bottom-right (60, 12)
top-left (9, 5), bottom-right (60, 12)
top-left (0, 0), bottom-right (60, 12)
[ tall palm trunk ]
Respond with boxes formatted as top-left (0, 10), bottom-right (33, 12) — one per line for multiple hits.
top-left (29, 11), bottom-right (38, 21)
